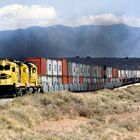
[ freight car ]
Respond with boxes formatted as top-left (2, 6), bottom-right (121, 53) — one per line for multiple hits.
top-left (0, 58), bottom-right (140, 96)
top-left (25, 57), bottom-right (140, 93)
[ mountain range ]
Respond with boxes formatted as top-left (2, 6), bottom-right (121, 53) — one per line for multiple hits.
top-left (0, 24), bottom-right (140, 59)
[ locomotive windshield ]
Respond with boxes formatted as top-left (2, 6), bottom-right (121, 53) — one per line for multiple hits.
top-left (0, 65), bottom-right (3, 70)
top-left (0, 65), bottom-right (10, 70)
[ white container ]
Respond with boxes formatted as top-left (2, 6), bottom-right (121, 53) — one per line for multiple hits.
top-left (76, 77), bottom-right (80, 84)
top-left (46, 76), bottom-right (53, 86)
top-left (87, 65), bottom-right (91, 77)
top-left (132, 70), bottom-right (137, 78)
top-left (57, 60), bottom-right (62, 76)
top-left (46, 59), bottom-right (53, 76)
top-left (97, 66), bottom-right (102, 78)
top-left (58, 77), bottom-right (62, 84)
top-left (125, 70), bottom-right (129, 78)
top-left (83, 65), bottom-right (87, 77)
top-left (118, 70), bottom-right (121, 78)
top-left (83, 78), bottom-right (87, 84)
top-left (90, 66), bottom-right (93, 78)
top-left (73, 77), bottom-right (77, 84)
top-left (106, 67), bottom-right (112, 78)
top-left (72, 63), bottom-right (76, 76)
top-left (79, 64), bottom-right (83, 76)
top-left (87, 78), bottom-right (91, 84)
top-left (121, 70), bottom-right (125, 78)
top-left (76, 64), bottom-right (80, 77)
top-left (128, 70), bottom-right (132, 78)
top-left (41, 76), bottom-right (47, 85)
top-left (53, 76), bottom-right (58, 85)
top-left (52, 60), bottom-right (58, 76)
top-left (137, 70), bottom-right (140, 78)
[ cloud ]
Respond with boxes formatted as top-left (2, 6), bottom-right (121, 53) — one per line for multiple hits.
top-left (0, 4), bottom-right (140, 30)
top-left (0, 4), bottom-right (57, 30)
top-left (62, 14), bottom-right (140, 27)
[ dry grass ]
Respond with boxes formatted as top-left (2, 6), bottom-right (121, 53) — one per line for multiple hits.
top-left (0, 85), bottom-right (140, 140)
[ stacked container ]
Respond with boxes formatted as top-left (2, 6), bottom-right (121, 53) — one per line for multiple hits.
top-left (25, 58), bottom-right (47, 87)
top-left (72, 63), bottom-right (76, 84)
top-left (46, 59), bottom-right (53, 86)
top-left (62, 59), bottom-right (68, 85)
top-left (52, 60), bottom-right (58, 85)
top-left (79, 64), bottom-right (84, 85)
top-left (76, 64), bottom-right (80, 84)
top-left (68, 62), bottom-right (72, 84)
top-left (57, 60), bottom-right (62, 84)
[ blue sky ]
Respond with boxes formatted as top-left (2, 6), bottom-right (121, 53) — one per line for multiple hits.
top-left (0, 0), bottom-right (139, 18)
top-left (0, 0), bottom-right (140, 30)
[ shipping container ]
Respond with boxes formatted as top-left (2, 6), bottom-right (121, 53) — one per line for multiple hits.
top-left (62, 76), bottom-right (68, 84)
top-left (58, 77), bottom-right (62, 84)
top-left (72, 63), bottom-right (76, 76)
top-left (52, 60), bottom-right (58, 76)
top-left (76, 77), bottom-right (80, 84)
top-left (101, 66), bottom-right (105, 78)
top-left (118, 70), bottom-right (121, 78)
top-left (79, 76), bottom-right (84, 84)
top-left (68, 62), bottom-right (72, 76)
top-left (46, 76), bottom-right (53, 86)
top-left (98, 66), bottom-right (102, 78)
top-left (40, 76), bottom-right (47, 85)
top-left (76, 64), bottom-right (80, 77)
top-left (83, 65), bottom-right (87, 77)
top-left (90, 66), bottom-right (94, 78)
top-left (79, 64), bottom-right (83, 76)
top-left (112, 68), bottom-right (118, 78)
top-left (87, 65), bottom-right (91, 77)
top-left (106, 67), bottom-right (112, 78)
top-left (87, 78), bottom-right (91, 84)
top-left (132, 70), bottom-right (137, 78)
top-left (128, 70), bottom-right (132, 78)
top-left (57, 60), bottom-right (62, 76)
top-left (53, 76), bottom-right (58, 85)
top-left (62, 59), bottom-right (68, 76)
top-left (72, 77), bottom-right (77, 84)
top-left (137, 70), bottom-right (140, 78)
top-left (26, 57), bottom-right (46, 76)
top-left (68, 76), bottom-right (73, 84)
top-left (46, 59), bottom-right (53, 76)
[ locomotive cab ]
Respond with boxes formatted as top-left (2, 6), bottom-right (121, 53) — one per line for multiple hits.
top-left (27, 63), bottom-right (41, 92)
top-left (0, 60), bottom-right (19, 94)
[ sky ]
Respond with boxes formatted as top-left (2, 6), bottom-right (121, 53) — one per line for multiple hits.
top-left (0, 0), bottom-right (140, 30)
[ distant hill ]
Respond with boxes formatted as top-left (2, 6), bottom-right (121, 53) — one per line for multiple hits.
top-left (0, 24), bottom-right (140, 59)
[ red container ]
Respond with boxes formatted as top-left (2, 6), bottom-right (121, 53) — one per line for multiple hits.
top-left (62, 76), bottom-right (68, 84)
top-left (68, 76), bottom-right (73, 84)
top-left (79, 76), bottom-right (84, 84)
top-left (115, 69), bottom-right (119, 78)
top-left (25, 57), bottom-right (46, 76)
top-left (112, 68), bottom-right (119, 78)
top-left (62, 59), bottom-right (68, 76)
top-left (112, 68), bottom-right (115, 78)
top-left (101, 66), bottom-right (104, 78)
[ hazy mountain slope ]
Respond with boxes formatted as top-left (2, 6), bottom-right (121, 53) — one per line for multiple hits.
top-left (0, 24), bottom-right (140, 59)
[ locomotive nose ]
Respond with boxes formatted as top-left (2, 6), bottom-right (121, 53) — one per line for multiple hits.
top-left (0, 73), bottom-right (11, 79)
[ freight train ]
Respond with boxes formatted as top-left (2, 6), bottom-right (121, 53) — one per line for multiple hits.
top-left (0, 57), bottom-right (140, 96)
